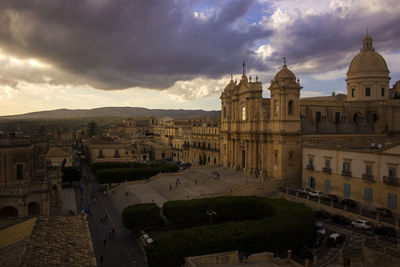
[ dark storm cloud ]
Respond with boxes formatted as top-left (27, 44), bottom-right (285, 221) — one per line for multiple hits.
top-left (267, 9), bottom-right (400, 75)
top-left (0, 0), bottom-right (270, 90)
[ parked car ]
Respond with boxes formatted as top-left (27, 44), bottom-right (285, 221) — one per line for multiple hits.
top-left (373, 207), bottom-right (393, 218)
top-left (340, 199), bottom-right (356, 208)
top-left (328, 233), bottom-right (346, 246)
top-left (374, 226), bottom-right (396, 238)
top-left (331, 215), bottom-right (351, 225)
top-left (297, 188), bottom-right (310, 194)
top-left (314, 210), bottom-right (330, 219)
top-left (327, 194), bottom-right (339, 202)
top-left (295, 246), bottom-right (314, 259)
top-left (316, 221), bottom-right (326, 235)
top-left (310, 233), bottom-right (323, 248)
top-left (351, 220), bottom-right (372, 230)
top-left (308, 190), bottom-right (324, 198)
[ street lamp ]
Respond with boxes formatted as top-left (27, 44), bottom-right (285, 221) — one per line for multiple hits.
top-left (206, 210), bottom-right (217, 225)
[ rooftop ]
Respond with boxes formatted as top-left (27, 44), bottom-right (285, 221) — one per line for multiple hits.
top-left (0, 215), bottom-right (96, 267)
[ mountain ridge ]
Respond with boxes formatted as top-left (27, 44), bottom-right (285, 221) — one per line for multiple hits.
top-left (0, 107), bottom-right (221, 120)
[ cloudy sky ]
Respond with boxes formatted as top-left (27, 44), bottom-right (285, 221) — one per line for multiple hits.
top-left (0, 0), bottom-right (399, 116)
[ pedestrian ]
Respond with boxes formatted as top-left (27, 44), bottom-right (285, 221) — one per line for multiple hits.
top-left (195, 180), bottom-right (197, 185)
top-left (103, 190), bottom-right (107, 195)
top-left (238, 251), bottom-right (244, 263)
top-left (103, 239), bottom-right (107, 246)
top-left (217, 173), bottom-right (220, 180)
top-left (100, 218), bottom-right (103, 223)
top-left (343, 258), bottom-right (347, 267)
top-left (112, 228), bottom-right (115, 239)
top-left (104, 214), bottom-right (108, 221)
top-left (169, 184), bottom-right (172, 191)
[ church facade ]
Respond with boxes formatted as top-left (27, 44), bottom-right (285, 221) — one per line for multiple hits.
top-left (220, 35), bottom-right (400, 187)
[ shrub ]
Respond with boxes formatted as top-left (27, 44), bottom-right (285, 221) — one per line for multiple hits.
top-left (91, 162), bottom-right (146, 173)
top-left (62, 166), bottom-right (80, 184)
top-left (96, 167), bottom-right (159, 184)
top-left (94, 162), bottom-right (179, 184)
top-left (147, 198), bottom-right (315, 267)
top-left (122, 203), bottom-right (164, 229)
top-left (163, 196), bottom-right (273, 225)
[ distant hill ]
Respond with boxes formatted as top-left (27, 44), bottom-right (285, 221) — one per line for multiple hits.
top-left (0, 107), bottom-right (221, 120)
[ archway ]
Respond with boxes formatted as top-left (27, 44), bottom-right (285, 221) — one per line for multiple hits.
top-left (353, 112), bottom-right (361, 125)
top-left (0, 206), bottom-right (18, 218)
top-left (28, 202), bottom-right (40, 216)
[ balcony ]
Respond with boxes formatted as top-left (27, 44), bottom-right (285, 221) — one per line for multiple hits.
top-left (322, 167), bottom-right (331, 174)
top-left (306, 165), bottom-right (314, 171)
top-left (362, 173), bottom-right (374, 181)
top-left (383, 176), bottom-right (400, 186)
top-left (341, 170), bottom-right (352, 177)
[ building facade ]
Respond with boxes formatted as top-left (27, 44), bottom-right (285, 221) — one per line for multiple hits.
top-left (219, 35), bottom-right (400, 189)
top-left (0, 132), bottom-right (62, 218)
top-left (302, 144), bottom-right (400, 212)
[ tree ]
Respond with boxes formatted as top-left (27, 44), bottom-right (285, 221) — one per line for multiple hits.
top-left (87, 120), bottom-right (98, 137)
top-left (62, 166), bottom-right (80, 184)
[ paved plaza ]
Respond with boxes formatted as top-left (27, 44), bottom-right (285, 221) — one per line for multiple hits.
top-left (110, 167), bottom-right (259, 213)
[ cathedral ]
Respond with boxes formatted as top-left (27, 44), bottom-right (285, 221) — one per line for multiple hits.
top-left (220, 35), bottom-right (400, 187)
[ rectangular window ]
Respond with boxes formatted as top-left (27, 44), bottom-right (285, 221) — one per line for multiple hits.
top-left (344, 183), bottom-right (351, 198)
top-left (366, 164), bottom-right (372, 175)
top-left (324, 179), bottom-right (331, 193)
top-left (325, 159), bottom-right (330, 169)
top-left (364, 187), bottom-right (373, 202)
top-left (388, 193), bottom-right (397, 209)
top-left (335, 112), bottom-right (340, 124)
top-left (381, 87), bottom-right (385, 96)
top-left (351, 88), bottom-right (355, 97)
top-left (343, 162), bottom-right (350, 171)
top-left (388, 167), bottom-right (396, 178)
top-left (16, 164), bottom-right (23, 180)
top-left (308, 176), bottom-right (315, 189)
top-left (365, 87), bottom-right (371, 96)
top-left (308, 157), bottom-right (314, 166)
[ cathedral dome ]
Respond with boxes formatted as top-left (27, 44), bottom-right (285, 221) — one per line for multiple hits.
top-left (274, 59), bottom-right (296, 82)
top-left (347, 35), bottom-right (389, 76)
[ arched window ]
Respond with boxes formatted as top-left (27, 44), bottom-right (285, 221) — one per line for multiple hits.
top-left (288, 151), bottom-right (294, 165)
top-left (274, 150), bottom-right (279, 165)
top-left (241, 106), bottom-right (246, 120)
top-left (288, 100), bottom-right (293, 115)
top-left (274, 100), bottom-right (279, 115)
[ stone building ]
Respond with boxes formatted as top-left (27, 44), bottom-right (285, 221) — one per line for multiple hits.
top-left (219, 35), bottom-right (400, 188)
top-left (302, 143), bottom-right (400, 212)
top-left (0, 132), bottom-right (62, 218)
top-left (183, 117), bottom-right (220, 166)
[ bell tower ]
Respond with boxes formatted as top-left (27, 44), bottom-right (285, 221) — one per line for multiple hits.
top-left (267, 59), bottom-right (302, 186)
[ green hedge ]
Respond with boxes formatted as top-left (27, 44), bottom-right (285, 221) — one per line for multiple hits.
top-left (122, 203), bottom-right (164, 229)
top-left (91, 162), bottom-right (146, 173)
top-left (146, 199), bottom-right (315, 267)
top-left (96, 167), bottom-right (158, 184)
top-left (62, 166), bottom-right (80, 183)
top-left (94, 162), bottom-right (179, 184)
top-left (163, 196), bottom-right (273, 225)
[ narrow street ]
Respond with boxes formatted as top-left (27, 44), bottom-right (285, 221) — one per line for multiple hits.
top-left (74, 161), bottom-right (147, 267)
